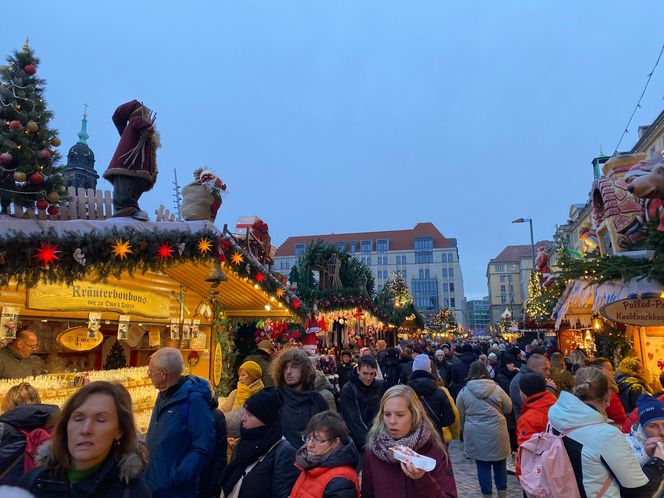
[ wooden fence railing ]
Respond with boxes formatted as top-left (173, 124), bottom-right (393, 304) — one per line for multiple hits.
top-left (4, 186), bottom-right (177, 222)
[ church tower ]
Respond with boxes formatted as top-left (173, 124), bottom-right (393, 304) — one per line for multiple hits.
top-left (62, 106), bottom-right (98, 190)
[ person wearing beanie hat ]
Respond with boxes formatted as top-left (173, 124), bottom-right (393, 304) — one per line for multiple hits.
top-left (220, 387), bottom-right (299, 498)
top-left (221, 360), bottom-right (265, 413)
top-left (514, 373), bottom-right (557, 477)
top-left (626, 394), bottom-right (664, 466)
top-left (412, 352), bottom-right (432, 373)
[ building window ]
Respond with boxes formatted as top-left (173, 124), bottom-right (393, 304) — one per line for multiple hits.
top-left (377, 239), bottom-right (388, 252)
top-left (443, 283), bottom-right (449, 293)
top-left (401, 269), bottom-right (407, 279)
top-left (499, 275), bottom-right (506, 283)
top-left (419, 269), bottom-right (424, 279)
top-left (412, 277), bottom-right (439, 310)
top-left (383, 270), bottom-right (388, 279)
top-left (336, 241), bottom-right (346, 252)
top-left (500, 295), bottom-right (507, 304)
top-left (449, 282), bottom-right (455, 292)
top-left (450, 298), bottom-right (456, 308)
top-left (442, 268), bottom-right (448, 277)
top-left (350, 241), bottom-right (356, 254)
top-left (447, 253), bottom-right (454, 262)
top-left (295, 244), bottom-right (306, 256)
top-left (414, 237), bottom-right (433, 264)
top-left (495, 264), bottom-right (505, 272)
top-left (508, 274), bottom-right (513, 282)
top-left (425, 269), bottom-right (430, 278)
top-left (366, 257), bottom-right (372, 265)
top-left (444, 298), bottom-right (449, 307)
top-left (361, 240), bottom-right (372, 254)
top-left (508, 264), bottom-right (518, 271)
top-left (449, 268), bottom-right (454, 278)
top-left (500, 285), bottom-right (506, 293)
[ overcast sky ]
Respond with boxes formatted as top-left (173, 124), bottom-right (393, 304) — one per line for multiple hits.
top-left (6, 1), bottom-right (664, 298)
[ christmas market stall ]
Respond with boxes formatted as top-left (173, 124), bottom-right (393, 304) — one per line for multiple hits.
top-left (552, 153), bottom-right (664, 388)
top-left (0, 217), bottom-right (303, 428)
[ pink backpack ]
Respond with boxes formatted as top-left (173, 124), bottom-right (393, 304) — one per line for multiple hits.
top-left (519, 425), bottom-right (613, 498)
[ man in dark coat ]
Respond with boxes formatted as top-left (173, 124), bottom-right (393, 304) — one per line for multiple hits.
top-left (449, 343), bottom-right (477, 399)
top-left (337, 350), bottom-right (356, 391)
top-left (381, 347), bottom-right (402, 389)
top-left (407, 354), bottom-right (455, 432)
top-left (339, 355), bottom-right (385, 451)
top-left (146, 348), bottom-right (215, 498)
top-left (103, 99), bottom-right (159, 220)
top-left (199, 395), bottom-right (227, 498)
top-left (244, 340), bottom-right (275, 387)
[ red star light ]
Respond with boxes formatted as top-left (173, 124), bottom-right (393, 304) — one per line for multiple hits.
top-left (292, 299), bottom-right (301, 309)
top-left (255, 272), bottom-right (265, 283)
top-left (157, 243), bottom-right (174, 259)
top-left (32, 241), bottom-right (61, 266)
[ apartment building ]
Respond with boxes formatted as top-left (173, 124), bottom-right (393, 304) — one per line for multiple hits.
top-left (465, 296), bottom-right (490, 331)
top-left (274, 222), bottom-right (466, 325)
top-left (486, 241), bottom-right (552, 325)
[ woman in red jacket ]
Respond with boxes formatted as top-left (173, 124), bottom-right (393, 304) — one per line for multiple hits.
top-left (591, 358), bottom-right (627, 427)
top-left (362, 385), bottom-right (457, 498)
top-left (515, 373), bottom-right (557, 477)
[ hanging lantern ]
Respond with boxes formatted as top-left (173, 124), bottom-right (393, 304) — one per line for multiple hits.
top-left (592, 314), bottom-right (602, 331)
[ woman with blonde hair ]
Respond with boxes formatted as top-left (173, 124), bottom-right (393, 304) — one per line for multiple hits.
top-left (0, 384), bottom-right (58, 485)
top-left (548, 366), bottom-right (664, 497)
top-left (362, 385), bottom-right (457, 498)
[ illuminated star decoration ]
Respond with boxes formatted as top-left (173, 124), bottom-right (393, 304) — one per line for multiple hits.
top-left (230, 251), bottom-right (245, 265)
top-left (198, 237), bottom-right (212, 254)
top-left (112, 239), bottom-right (133, 260)
top-left (255, 272), bottom-right (265, 283)
top-left (292, 299), bottom-right (301, 309)
top-left (157, 243), bottom-right (174, 259)
top-left (276, 287), bottom-right (285, 298)
top-left (32, 241), bottom-right (61, 267)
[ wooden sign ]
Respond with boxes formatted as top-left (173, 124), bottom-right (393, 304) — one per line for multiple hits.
top-left (57, 326), bottom-right (103, 351)
top-left (28, 281), bottom-right (170, 318)
top-left (213, 342), bottom-right (222, 386)
top-left (602, 298), bottom-right (664, 326)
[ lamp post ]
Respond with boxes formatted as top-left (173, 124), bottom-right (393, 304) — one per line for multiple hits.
top-left (512, 217), bottom-right (537, 337)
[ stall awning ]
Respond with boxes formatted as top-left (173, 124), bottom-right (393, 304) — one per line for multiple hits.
top-left (554, 278), bottom-right (664, 330)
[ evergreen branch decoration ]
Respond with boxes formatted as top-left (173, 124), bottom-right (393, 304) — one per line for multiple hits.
top-left (0, 226), bottom-right (304, 318)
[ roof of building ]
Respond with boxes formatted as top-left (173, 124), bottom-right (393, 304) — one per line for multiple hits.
top-left (631, 109), bottom-right (664, 153)
top-left (275, 222), bottom-right (455, 256)
top-left (489, 241), bottom-right (552, 263)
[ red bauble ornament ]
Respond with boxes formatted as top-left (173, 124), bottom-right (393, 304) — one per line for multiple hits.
top-left (9, 120), bottom-right (22, 130)
top-left (37, 149), bottom-right (51, 161)
top-left (47, 205), bottom-right (59, 216)
top-left (36, 199), bottom-right (48, 211)
top-left (157, 243), bottom-right (174, 259)
top-left (30, 172), bottom-right (44, 185)
top-left (23, 64), bottom-right (36, 75)
top-left (255, 272), bottom-right (265, 283)
top-left (32, 241), bottom-right (61, 266)
top-left (0, 153), bottom-right (12, 165)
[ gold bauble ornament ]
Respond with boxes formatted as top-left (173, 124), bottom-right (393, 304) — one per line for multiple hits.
top-left (47, 192), bottom-right (60, 203)
top-left (26, 120), bottom-right (38, 132)
top-left (13, 171), bottom-right (26, 182)
top-left (50, 137), bottom-right (61, 147)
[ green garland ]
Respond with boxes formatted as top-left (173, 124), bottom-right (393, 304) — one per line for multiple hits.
top-left (212, 302), bottom-right (238, 397)
top-left (0, 226), bottom-right (305, 318)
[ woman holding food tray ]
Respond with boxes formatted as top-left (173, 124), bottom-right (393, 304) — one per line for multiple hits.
top-left (361, 385), bottom-right (458, 498)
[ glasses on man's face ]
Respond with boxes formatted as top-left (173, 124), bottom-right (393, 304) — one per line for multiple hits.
top-left (23, 342), bottom-right (38, 350)
top-left (301, 433), bottom-right (333, 445)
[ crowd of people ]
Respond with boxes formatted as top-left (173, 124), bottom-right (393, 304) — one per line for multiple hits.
top-left (0, 333), bottom-right (664, 497)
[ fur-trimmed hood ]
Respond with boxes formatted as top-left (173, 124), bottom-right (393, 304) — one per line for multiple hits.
top-left (36, 439), bottom-right (147, 483)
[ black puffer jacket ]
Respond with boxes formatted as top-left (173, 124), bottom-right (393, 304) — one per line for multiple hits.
top-left (18, 441), bottom-right (151, 498)
top-left (450, 351), bottom-right (477, 399)
top-left (615, 372), bottom-right (653, 414)
top-left (339, 369), bottom-right (384, 451)
top-left (235, 438), bottom-right (298, 498)
top-left (280, 386), bottom-right (328, 448)
top-left (199, 397), bottom-right (227, 498)
top-left (0, 403), bottom-right (59, 485)
top-left (292, 439), bottom-right (359, 498)
top-left (407, 370), bottom-right (456, 431)
top-left (381, 353), bottom-right (401, 389)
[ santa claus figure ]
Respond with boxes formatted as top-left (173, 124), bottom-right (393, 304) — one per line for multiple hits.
top-left (103, 100), bottom-right (159, 220)
top-left (535, 246), bottom-right (555, 287)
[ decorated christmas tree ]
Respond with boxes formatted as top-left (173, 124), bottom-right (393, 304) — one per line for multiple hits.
top-left (0, 40), bottom-right (64, 214)
top-left (104, 340), bottom-right (127, 370)
top-left (430, 306), bottom-right (458, 333)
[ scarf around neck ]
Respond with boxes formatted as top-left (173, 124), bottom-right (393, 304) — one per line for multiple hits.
top-left (370, 424), bottom-right (433, 463)
top-left (233, 379), bottom-right (265, 409)
top-left (295, 444), bottom-right (341, 470)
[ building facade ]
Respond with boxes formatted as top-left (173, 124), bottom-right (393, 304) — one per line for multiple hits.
top-left (486, 241), bottom-right (552, 325)
top-left (274, 222), bottom-right (466, 325)
top-left (465, 296), bottom-right (489, 331)
top-left (633, 109), bottom-right (664, 158)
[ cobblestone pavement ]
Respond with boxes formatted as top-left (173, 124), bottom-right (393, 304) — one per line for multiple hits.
top-left (449, 441), bottom-right (523, 497)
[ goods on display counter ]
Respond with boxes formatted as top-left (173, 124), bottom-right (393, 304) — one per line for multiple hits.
top-left (0, 367), bottom-right (156, 432)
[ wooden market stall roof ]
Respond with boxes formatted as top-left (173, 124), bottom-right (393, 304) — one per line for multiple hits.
top-left (0, 217), bottom-right (297, 322)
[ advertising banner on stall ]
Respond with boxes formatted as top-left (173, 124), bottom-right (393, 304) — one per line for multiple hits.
top-left (602, 297), bottom-right (664, 326)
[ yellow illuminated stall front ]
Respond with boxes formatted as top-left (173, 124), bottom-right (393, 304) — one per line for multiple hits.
top-left (0, 218), bottom-right (300, 416)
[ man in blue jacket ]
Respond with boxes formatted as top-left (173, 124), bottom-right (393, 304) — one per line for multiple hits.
top-left (146, 347), bottom-right (215, 498)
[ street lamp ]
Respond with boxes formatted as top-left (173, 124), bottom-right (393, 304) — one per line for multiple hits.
top-left (512, 217), bottom-right (537, 336)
